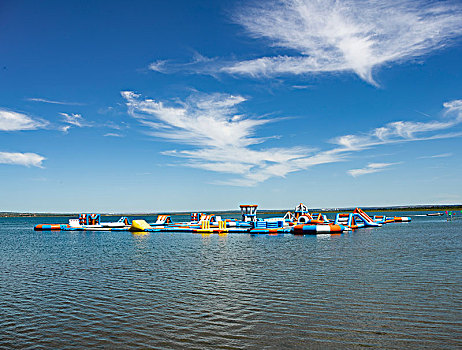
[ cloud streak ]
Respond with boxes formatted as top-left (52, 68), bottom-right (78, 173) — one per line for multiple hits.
top-left (331, 99), bottom-right (462, 150)
top-left (0, 109), bottom-right (48, 131)
top-left (122, 91), bottom-right (337, 185)
top-left (148, 53), bottom-right (220, 76)
top-left (59, 113), bottom-right (92, 132)
top-left (418, 152), bottom-right (453, 159)
top-left (123, 91), bottom-right (462, 186)
top-left (27, 98), bottom-right (83, 106)
top-left (224, 0), bottom-right (462, 84)
top-left (0, 152), bottom-right (45, 167)
top-left (348, 162), bottom-right (399, 177)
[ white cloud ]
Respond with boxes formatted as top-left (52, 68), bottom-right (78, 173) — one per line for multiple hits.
top-left (0, 152), bottom-right (45, 167)
top-left (224, 0), bottom-right (462, 84)
top-left (123, 92), bottom-right (462, 186)
top-left (27, 98), bottom-right (82, 106)
top-left (60, 125), bottom-right (71, 133)
top-left (331, 99), bottom-right (462, 150)
top-left (0, 109), bottom-right (47, 131)
top-left (292, 85), bottom-right (312, 90)
top-left (418, 152), bottom-right (453, 159)
top-left (348, 162), bottom-right (399, 177)
top-left (60, 113), bottom-right (91, 132)
top-left (104, 133), bottom-right (123, 137)
top-left (148, 60), bottom-right (168, 73)
top-left (148, 53), bottom-right (219, 75)
top-left (122, 91), bottom-right (266, 148)
top-left (122, 91), bottom-right (344, 185)
top-left (60, 113), bottom-right (85, 127)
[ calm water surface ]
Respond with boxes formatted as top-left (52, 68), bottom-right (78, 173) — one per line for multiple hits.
top-left (1, 212), bottom-right (461, 349)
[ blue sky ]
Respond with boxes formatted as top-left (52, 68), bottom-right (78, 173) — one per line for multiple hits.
top-left (1, 0), bottom-right (462, 212)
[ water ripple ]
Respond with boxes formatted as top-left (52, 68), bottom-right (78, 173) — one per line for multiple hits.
top-left (0, 214), bottom-right (461, 349)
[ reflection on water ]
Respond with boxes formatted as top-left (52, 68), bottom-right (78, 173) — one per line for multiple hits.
top-left (0, 213), bottom-right (461, 349)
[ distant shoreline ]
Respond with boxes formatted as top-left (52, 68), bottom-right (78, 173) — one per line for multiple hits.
top-left (1, 204), bottom-right (460, 218)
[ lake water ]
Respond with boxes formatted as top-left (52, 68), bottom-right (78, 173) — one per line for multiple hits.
top-left (1, 212), bottom-right (461, 349)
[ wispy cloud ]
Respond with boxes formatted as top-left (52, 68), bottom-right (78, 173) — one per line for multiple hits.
top-left (122, 92), bottom-right (462, 186)
top-left (348, 162), bottom-right (399, 177)
top-left (60, 113), bottom-right (91, 132)
top-left (27, 97), bottom-right (83, 106)
top-left (0, 152), bottom-right (45, 167)
top-left (331, 99), bottom-right (462, 150)
top-left (148, 53), bottom-right (219, 75)
top-left (122, 90), bottom-right (340, 185)
top-left (148, 60), bottom-right (169, 73)
top-left (0, 108), bottom-right (48, 131)
top-left (292, 85), bottom-right (313, 90)
top-left (418, 152), bottom-right (453, 159)
top-left (223, 0), bottom-right (462, 84)
top-left (59, 111), bottom-right (128, 134)
top-left (60, 113), bottom-right (86, 127)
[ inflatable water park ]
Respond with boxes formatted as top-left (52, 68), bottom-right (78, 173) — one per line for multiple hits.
top-left (34, 204), bottom-right (412, 235)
